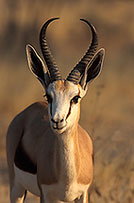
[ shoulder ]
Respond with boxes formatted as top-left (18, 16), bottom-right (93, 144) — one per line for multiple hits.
top-left (23, 101), bottom-right (48, 113)
top-left (7, 101), bottom-right (48, 132)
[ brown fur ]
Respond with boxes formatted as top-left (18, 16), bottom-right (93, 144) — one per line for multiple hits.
top-left (7, 100), bottom-right (93, 200)
top-left (7, 101), bottom-right (93, 184)
top-left (7, 102), bottom-right (60, 186)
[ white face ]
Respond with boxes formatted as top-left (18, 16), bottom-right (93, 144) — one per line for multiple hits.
top-left (46, 80), bottom-right (86, 134)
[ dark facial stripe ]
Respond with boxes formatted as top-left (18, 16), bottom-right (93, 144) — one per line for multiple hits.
top-left (50, 103), bottom-right (52, 116)
top-left (66, 104), bottom-right (71, 120)
top-left (66, 90), bottom-right (80, 120)
top-left (14, 140), bottom-right (37, 174)
top-left (92, 153), bottom-right (94, 165)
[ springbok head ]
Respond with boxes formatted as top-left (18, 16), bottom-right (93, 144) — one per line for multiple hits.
top-left (26, 17), bottom-right (105, 133)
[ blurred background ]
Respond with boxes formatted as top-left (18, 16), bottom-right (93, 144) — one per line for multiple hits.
top-left (0, 0), bottom-right (134, 202)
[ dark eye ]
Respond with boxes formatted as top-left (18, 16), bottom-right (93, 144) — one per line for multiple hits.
top-left (71, 95), bottom-right (81, 104)
top-left (44, 93), bottom-right (52, 103)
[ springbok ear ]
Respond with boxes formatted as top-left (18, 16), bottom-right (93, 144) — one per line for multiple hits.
top-left (80, 48), bottom-right (105, 89)
top-left (26, 44), bottom-right (50, 88)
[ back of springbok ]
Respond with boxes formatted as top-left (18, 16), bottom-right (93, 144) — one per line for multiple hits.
top-left (6, 18), bottom-right (105, 203)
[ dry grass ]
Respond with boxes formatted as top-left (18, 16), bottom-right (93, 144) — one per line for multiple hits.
top-left (0, 0), bottom-right (134, 202)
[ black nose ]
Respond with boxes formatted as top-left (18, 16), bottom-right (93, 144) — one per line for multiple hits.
top-left (51, 118), bottom-right (64, 123)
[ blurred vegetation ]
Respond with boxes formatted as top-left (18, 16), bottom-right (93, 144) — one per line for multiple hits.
top-left (0, 0), bottom-right (134, 202)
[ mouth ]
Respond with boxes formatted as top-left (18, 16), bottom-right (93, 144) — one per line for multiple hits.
top-left (51, 123), bottom-right (66, 132)
top-left (53, 126), bottom-right (65, 130)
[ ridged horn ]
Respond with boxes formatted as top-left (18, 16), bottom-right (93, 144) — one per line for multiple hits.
top-left (67, 19), bottom-right (98, 84)
top-left (40, 17), bottom-right (62, 82)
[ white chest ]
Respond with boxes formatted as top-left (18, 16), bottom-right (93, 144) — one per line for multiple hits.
top-left (41, 181), bottom-right (89, 202)
top-left (14, 165), bottom-right (89, 201)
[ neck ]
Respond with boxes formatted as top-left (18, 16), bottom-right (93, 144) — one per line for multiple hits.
top-left (57, 123), bottom-right (80, 185)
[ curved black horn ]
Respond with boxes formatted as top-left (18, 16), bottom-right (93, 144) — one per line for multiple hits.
top-left (67, 19), bottom-right (98, 84)
top-left (40, 17), bottom-right (62, 81)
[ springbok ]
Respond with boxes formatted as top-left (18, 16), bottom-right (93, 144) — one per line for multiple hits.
top-left (6, 17), bottom-right (105, 203)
